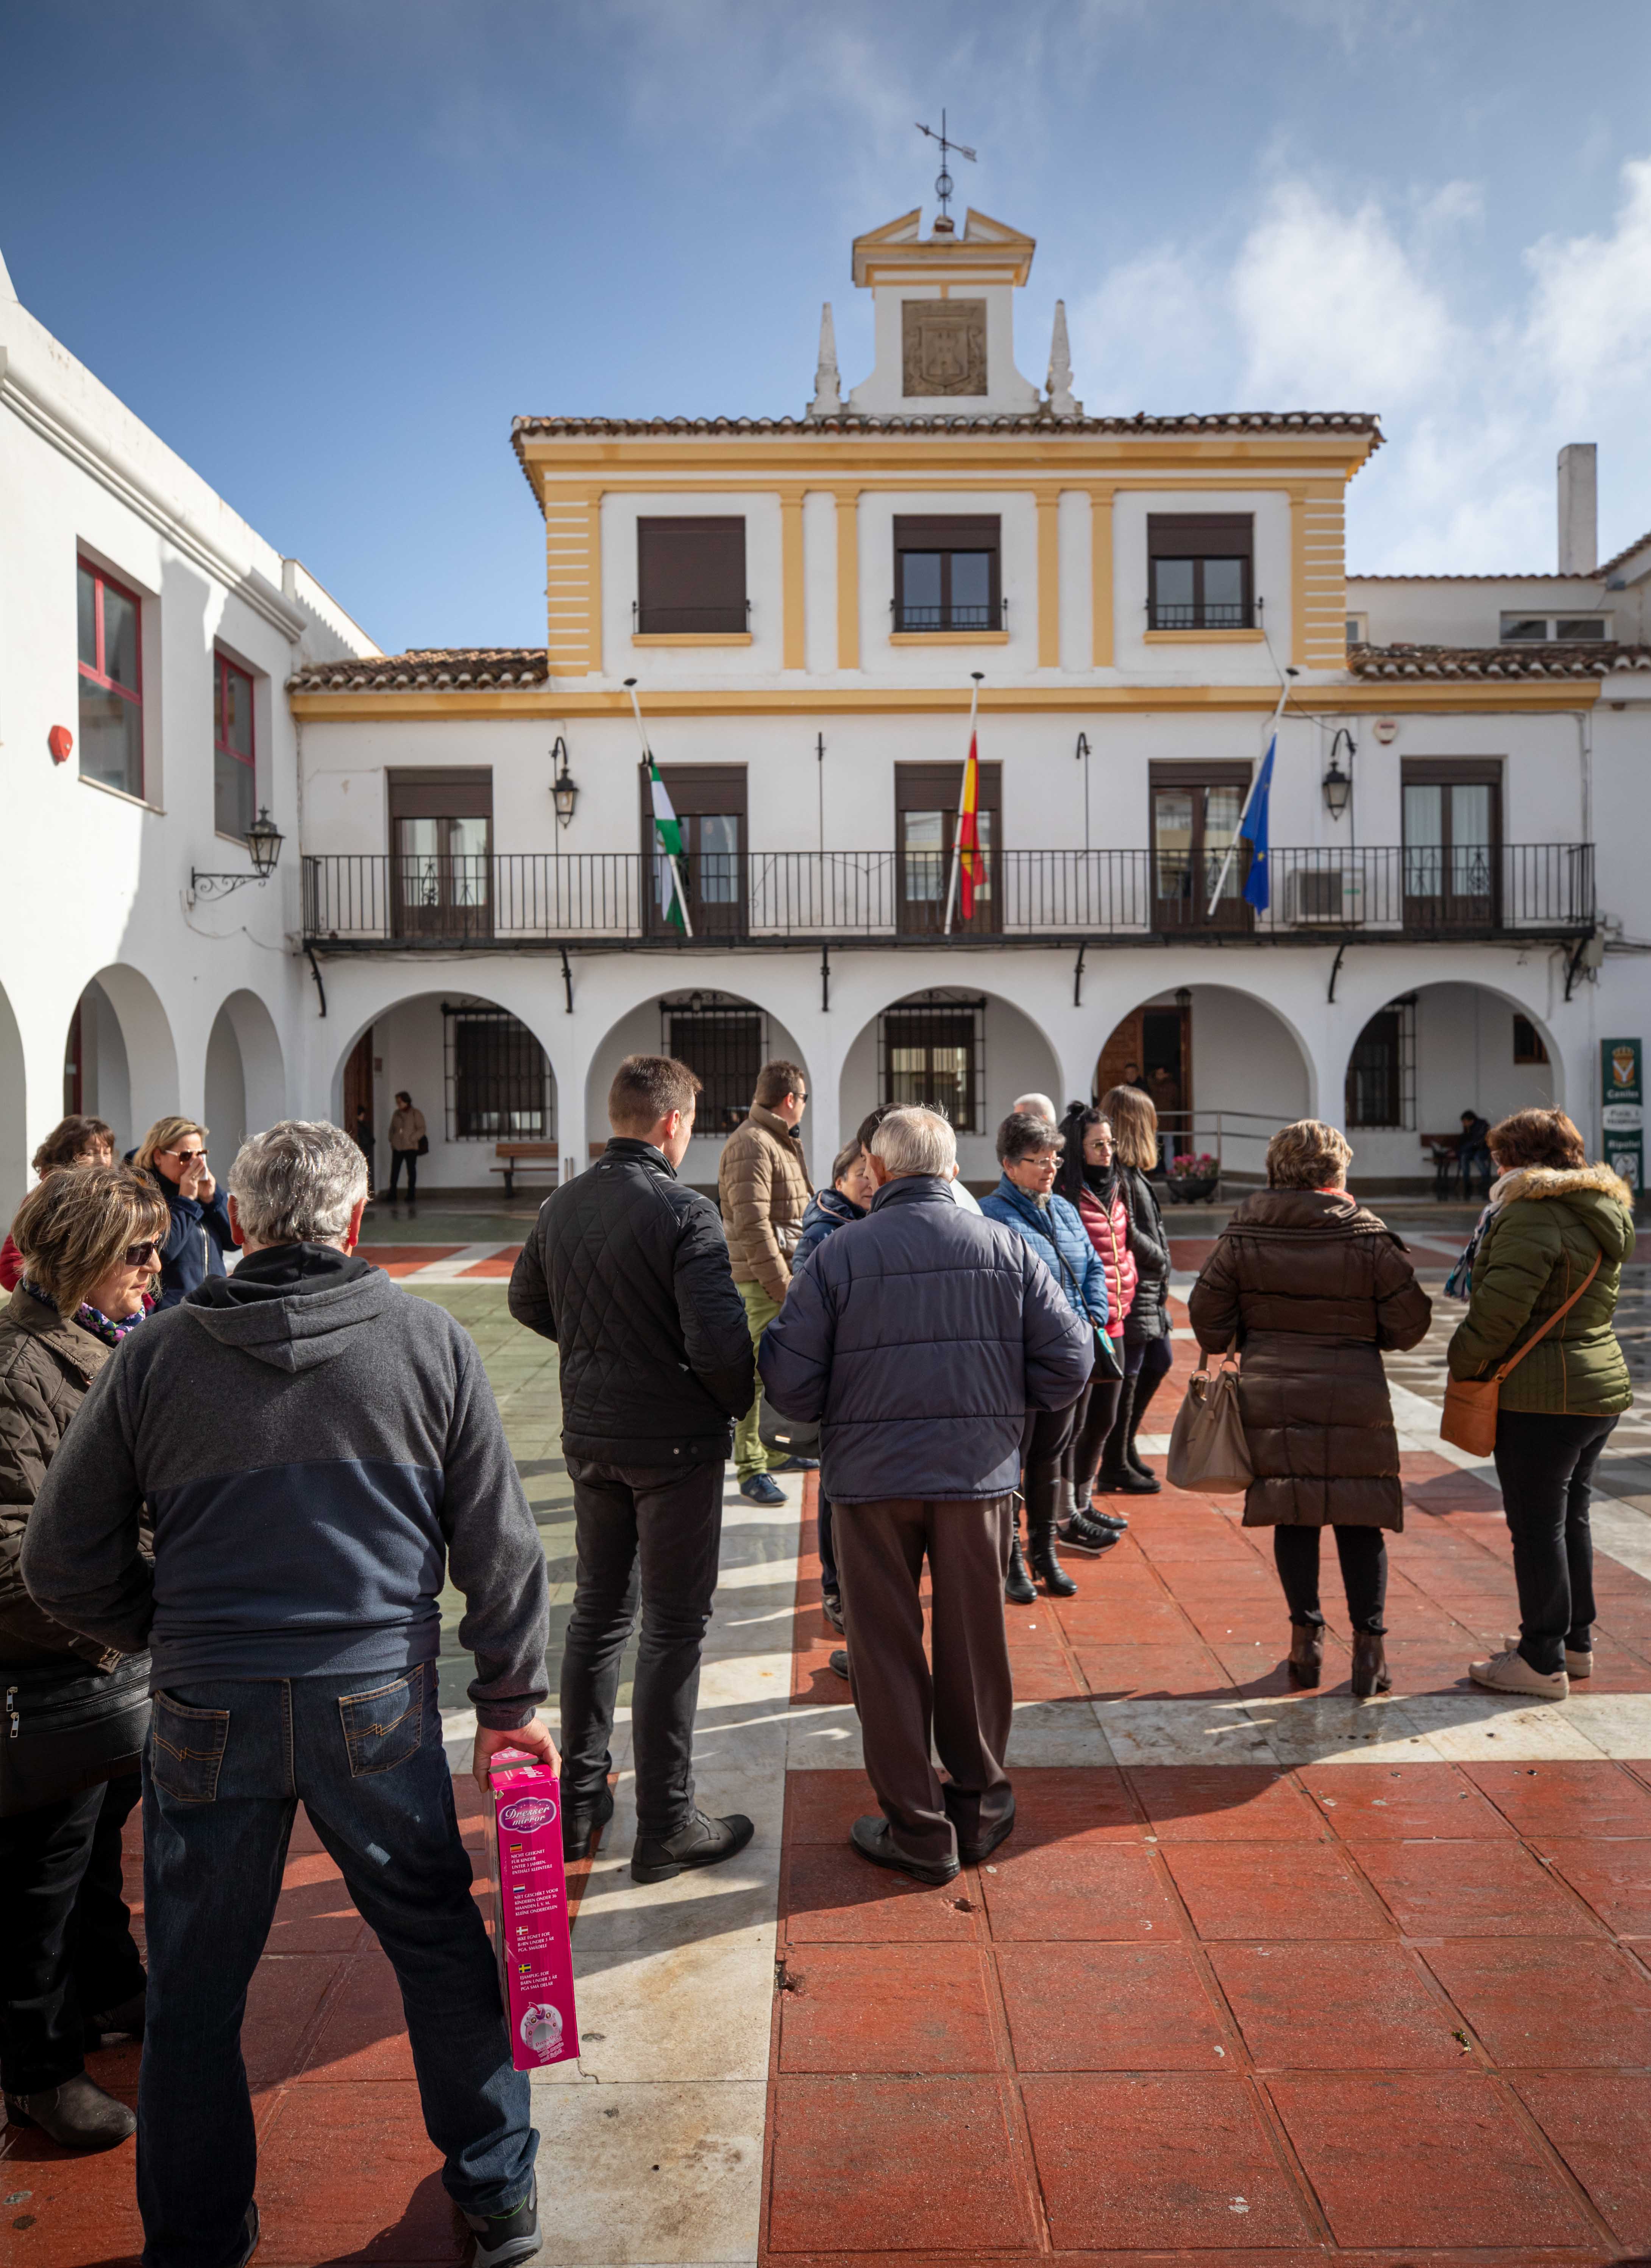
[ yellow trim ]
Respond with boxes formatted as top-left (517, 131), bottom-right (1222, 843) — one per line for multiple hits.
top-left (779, 485), bottom-right (806, 670)
top-left (521, 434), bottom-right (1378, 480)
top-left (1289, 493), bottom-right (1307, 669)
top-left (293, 679), bottom-right (1603, 722)
top-left (632, 633), bottom-right (753, 647)
top-left (888, 630), bottom-right (1012, 646)
top-left (835, 490), bottom-right (860, 671)
top-left (587, 493), bottom-right (603, 675)
top-left (1035, 485), bottom-right (1061, 669)
top-left (1089, 488), bottom-right (1114, 668)
top-left (1143, 629), bottom-right (1267, 645)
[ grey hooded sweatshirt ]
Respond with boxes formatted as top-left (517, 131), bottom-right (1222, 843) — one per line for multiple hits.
top-left (22, 1245), bottom-right (548, 1729)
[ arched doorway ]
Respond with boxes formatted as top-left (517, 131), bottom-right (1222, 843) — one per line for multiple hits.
top-left (332, 991), bottom-right (558, 1196)
top-left (838, 986), bottom-right (1064, 1192)
top-left (1342, 981), bottom-right (1561, 1195)
top-left (1094, 983), bottom-right (1313, 1184)
top-left (64, 967), bottom-right (179, 1158)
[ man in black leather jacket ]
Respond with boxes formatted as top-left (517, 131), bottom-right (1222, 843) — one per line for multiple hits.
top-left (509, 1055), bottom-right (756, 1884)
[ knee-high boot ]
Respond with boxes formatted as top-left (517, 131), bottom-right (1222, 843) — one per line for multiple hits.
top-left (1026, 1468), bottom-right (1078, 1598)
top-left (1005, 1495), bottom-right (1036, 1605)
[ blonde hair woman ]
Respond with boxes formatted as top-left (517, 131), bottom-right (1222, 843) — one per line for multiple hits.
top-left (1095, 1084), bottom-right (1175, 1491)
top-left (1188, 1119), bottom-right (1431, 1697)
top-left (0, 1165), bottom-right (169, 2150)
top-left (135, 1116), bottom-right (236, 1307)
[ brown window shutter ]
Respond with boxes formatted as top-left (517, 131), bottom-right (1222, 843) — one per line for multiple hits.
top-left (637, 518), bottom-right (747, 630)
top-left (1147, 514), bottom-right (1253, 559)
top-left (387, 769), bottom-right (493, 820)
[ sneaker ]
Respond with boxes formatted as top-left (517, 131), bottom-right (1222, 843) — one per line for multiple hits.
top-left (822, 1590), bottom-right (845, 1634)
top-left (463, 2175), bottom-right (541, 2268)
top-left (1566, 1646), bottom-right (1593, 1678)
top-left (829, 1647), bottom-right (850, 1680)
top-left (1056, 1512), bottom-right (1122, 1557)
top-left (772, 1455), bottom-right (820, 1472)
top-left (1468, 1644), bottom-right (1568, 1700)
top-left (631, 1807), bottom-right (755, 1885)
top-left (739, 1472), bottom-right (786, 1506)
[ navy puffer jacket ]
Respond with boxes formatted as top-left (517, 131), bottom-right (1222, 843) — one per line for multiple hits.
top-left (758, 1175), bottom-right (1093, 1503)
top-left (792, 1187), bottom-right (866, 1274)
top-left (150, 1175), bottom-right (237, 1310)
top-left (979, 1177), bottom-right (1108, 1329)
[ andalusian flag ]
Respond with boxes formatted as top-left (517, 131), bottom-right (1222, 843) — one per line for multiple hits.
top-left (648, 756), bottom-right (691, 933)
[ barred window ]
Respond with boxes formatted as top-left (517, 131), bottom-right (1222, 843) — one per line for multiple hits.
top-left (662, 999), bottom-right (766, 1135)
top-left (443, 1004), bottom-right (553, 1141)
top-left (1345, 998), bottom-right (1416, 1130)
top-left (879, 995), bottom-right (986, 1134)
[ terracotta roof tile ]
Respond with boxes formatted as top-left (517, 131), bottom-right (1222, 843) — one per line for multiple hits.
top-left (1348, 640), bottom-right (1651, 680)
top-left (512, 409), bottom-right (1382, 445)
top-left (288, 647), bottom-right (549, 692)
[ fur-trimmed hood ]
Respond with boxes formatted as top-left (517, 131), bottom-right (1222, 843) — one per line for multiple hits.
top-left (1498, 1161), bottom-right (1637, 1261)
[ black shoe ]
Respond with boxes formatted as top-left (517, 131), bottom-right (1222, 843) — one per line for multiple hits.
top-left (83, 1983), bottom-right (146, 2047)
top-left (956, 1806), bottom-right (1016, 1865)
top-left (773, 1455), bottom-right (820, 1472)
top-left (1056, 1512), bottom-right (1122, 1557)
top-left (631, 1807), bottom-right (755, 1885)
top-left (1124, 1438), bottom-right (1161, 1488)
top-left (463, 2174), bottom-right (540, 2268)
top-left (3, 2072), bottom-right (136, 2151)
top-left (822, 1590), bottom-right (845, 1634)
top-left (1029, 1528), bottom-right (1078, 1598)
top-left (562, 1784), bottom-right (615, 1861)
top-left (1087, 1506), bottom-right (1129, 1532)
top-left (739, 1473), bottom-right (786, 1506)
top-left (829, 1647), bottom-right (850, 1680)
top-left (1005, 1529), bottom-right (1036, 1604)
top-left (849, 1814), bottom-right (959, 1886)
top-left (1111, 1466), bottom-right (1161, 1495)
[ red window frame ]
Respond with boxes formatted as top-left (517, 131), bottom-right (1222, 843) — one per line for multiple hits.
top-left (77, 556), bottom-right (144, 792)
top-left (214, 652), bottom-right (256, 773)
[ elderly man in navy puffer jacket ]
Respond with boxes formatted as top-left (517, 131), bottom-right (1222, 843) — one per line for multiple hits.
top-left (760, 1107), bottom-right (1091, 1885)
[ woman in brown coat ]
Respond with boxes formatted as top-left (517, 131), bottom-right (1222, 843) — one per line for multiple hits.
top-left (1188, 1119), bottom-right (1432, 1697)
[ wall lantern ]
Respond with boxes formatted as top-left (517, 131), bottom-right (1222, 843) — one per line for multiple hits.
top-left (191, 807), bottom-right (284, 900)
top-left (1322, 728), bottom-right (1355, 820)
top-left (551, 736), bottom-right (579, 829)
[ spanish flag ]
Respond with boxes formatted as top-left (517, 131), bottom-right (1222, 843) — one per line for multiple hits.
top-left (956, 729), bottom-right (983, 921)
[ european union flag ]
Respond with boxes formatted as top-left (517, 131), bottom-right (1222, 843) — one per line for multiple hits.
top-left (1241, 735), bottom-right (1275, 911)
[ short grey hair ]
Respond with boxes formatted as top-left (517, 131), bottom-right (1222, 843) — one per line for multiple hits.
top-left (229, 1120), bottom-right (369, 1247)
top-left (1012, 1093), bottom-right (1058, 1123)
top-left (870, 1106), bottom-right (956, 1179)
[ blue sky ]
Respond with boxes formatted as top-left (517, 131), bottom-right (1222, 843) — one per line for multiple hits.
top-left (5, 0), bottom-right (1651, 650)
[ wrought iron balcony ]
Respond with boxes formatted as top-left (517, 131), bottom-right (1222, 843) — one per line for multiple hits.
top-left (301, 844), bottom-right (1595, 950)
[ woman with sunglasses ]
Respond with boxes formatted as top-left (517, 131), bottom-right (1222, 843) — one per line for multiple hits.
top-left (0, 1165), bottom-right (168, 2149)
top-left (134, 1116), bottom-right (237, 1308)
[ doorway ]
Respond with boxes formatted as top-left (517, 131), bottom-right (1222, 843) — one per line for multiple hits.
top-left (1095, 997), bottom-right (1192, 1129)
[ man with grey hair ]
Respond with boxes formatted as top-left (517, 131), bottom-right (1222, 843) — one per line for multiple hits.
top-left (760, 1106), bottom-right (1091, 1885)
top-left (1012, 1092), bottom-right (1058, 1123)
top-left (25, 1120), bottom-right (551, 2268)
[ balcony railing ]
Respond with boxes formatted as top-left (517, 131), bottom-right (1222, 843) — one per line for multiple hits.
top-left (302, 844), bottom-right (1594, 947)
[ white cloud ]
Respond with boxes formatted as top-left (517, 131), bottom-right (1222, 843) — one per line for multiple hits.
top-left (1525, 156), bottom-right (1651, 413)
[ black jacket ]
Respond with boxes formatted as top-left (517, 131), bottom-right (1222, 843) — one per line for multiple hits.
top-left (509, 1139), bottom-right (755, 1466)
top-left (759, 1175), bottom-right (1093, 1502)
top-left (1120, 1165), bottom-right (1172, 1343)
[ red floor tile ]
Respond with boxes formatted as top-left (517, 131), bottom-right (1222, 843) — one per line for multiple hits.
top-left (241, 1954), bottom-right (345, 2086)
top-left (1070, 1641), bottom-right (1233, 1698)
top-left (1419, 1938), bottom-right (1651, 2067)
top-left (1021, 2073), bottom-right (1315, 2248)
top-left (1053, 1597), bottom-right (1193, 1645)
top-left (1542, 1837), bottom-right (1651, 1936)
top-left (997, 1942), bottom-right (1231, 2071)
top-left (1465, 1759), bottom-right (1651, 1848)
top-left (1266, 2070), bottom-right (1592, 2248)
top-left (1125, 1765), bottom-right (1326, 1841)
top-left (1298, 1761), bottom-right (1515, 1841)
top-left (294, 1950), bottom-right (413, 2082)
top-left (250, 2084), bottom-right (458, 2262)
top-left (783, 1769), bottom-right (882, 1845)
top-left (1165, 1843), bottom-right (1392, 1942)
top-left (978, 1844), bottom-right (1185, 1942)
top-left (1349, 1836), bottom-right (1609, 1937)
top-left (777, 1945), bottom-right (998, 2073)
top-left (0, 2123), bottom-right (143, 2262)
top-left (782, 1841), bottom-right (981, 1944)
top-left (1514, 2070), bottom-right (1651, 2250)
top-left (1208, 1942), bottom-right (1467, 2069)
top-left (993, 1764), bottom-right (1147, 1849)
top-left (765, 2077), bottom-right (1038, 2253)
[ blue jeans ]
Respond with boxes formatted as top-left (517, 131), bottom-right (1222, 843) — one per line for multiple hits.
top-left (137, 1665), bottom-right (535, 2268)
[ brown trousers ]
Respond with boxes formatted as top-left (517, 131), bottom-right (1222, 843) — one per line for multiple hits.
top-left (832, 1494), bottom-right (1016, 1867)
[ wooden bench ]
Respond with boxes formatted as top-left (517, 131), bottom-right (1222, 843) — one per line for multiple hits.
top-left (1422, 1132), bottom-right (1490, 1201)
top-left (489, 1141), bottom-right (559, 1197)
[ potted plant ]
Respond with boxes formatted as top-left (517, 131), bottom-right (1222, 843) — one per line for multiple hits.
top-left (1166, 1150), bottom-right (1220, 1202)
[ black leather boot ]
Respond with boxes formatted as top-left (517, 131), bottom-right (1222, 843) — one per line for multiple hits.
top-left (1099, 1381), bottom-right (1158, 1495)
top-left (1005, 1499), bottom-right (1036, 1604)
top-left (3, 2073), bottom-right (136, 2151)
top-left (1027, 1471), bottom-right (1077, 1597)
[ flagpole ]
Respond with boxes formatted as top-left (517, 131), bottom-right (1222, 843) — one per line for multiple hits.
top-left (624, 675), bottom-right (694, 939)
top-left (1206, 667), bottom-right (1296, 917)
top-left (943, 673), bottom-right (983, 937)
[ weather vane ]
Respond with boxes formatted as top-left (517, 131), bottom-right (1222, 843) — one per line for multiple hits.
top-left (916, 111), bottom-right (976, 222)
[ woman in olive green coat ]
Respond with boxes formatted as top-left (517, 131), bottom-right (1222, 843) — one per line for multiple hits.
top-left (1445, 1108), bottom-right (1635, 1700)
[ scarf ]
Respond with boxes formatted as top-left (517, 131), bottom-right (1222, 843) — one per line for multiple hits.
top-left (20, 1277), bottom-right (150, 1347)
top-left (1443, 1168), bottom-right (1520, 1301)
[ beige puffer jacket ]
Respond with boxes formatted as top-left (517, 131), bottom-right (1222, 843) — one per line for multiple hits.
top-left (718, 1106), bottom-right (812, 1302)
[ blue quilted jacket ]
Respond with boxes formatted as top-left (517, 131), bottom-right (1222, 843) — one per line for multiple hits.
top-left (979, 1177), bottom-right (1108, 1329)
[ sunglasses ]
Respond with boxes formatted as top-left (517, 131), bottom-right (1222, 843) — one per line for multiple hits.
top-left (124, 1241), bottom-right (163, 1268)
top-left (161, 1148), bottom-right (208, 1163)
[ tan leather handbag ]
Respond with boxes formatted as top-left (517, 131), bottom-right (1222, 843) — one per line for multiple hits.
top-left (1440, 1251), bottom-right (1601, 1456)
top-left (1167, 1345), bottom-right (1253, 1494)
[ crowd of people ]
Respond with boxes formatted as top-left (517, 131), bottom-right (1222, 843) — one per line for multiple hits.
top-left (0, 1069), bottom-right (1634, 2266)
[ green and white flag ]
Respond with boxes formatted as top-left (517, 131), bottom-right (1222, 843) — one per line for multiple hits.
top-left (648, 756), bottom-right (692, 933)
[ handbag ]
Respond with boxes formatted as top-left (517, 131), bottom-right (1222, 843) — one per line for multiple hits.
top-left (416, 1134), bottom-right (429, 1156)
top-left (1440, 1251), bottom-right (1601, 1456)
top-left (758, 1393), bottom-right (819, 1459)
top-left (1, 1654), bottom-right (151, 1819)
top-left (1167, 1343), bottom-right (1253, 1494)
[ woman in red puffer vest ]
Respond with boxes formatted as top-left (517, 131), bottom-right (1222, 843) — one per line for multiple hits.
top-left (1053, 1103), bottom-right (1136, 1554)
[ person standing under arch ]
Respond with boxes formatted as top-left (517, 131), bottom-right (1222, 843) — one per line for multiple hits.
top-left (387, 1092), bottom-right (426, 1206)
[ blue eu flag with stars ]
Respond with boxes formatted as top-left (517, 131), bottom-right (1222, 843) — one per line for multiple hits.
top-left (1241, 736), bottom-right (1275, 911)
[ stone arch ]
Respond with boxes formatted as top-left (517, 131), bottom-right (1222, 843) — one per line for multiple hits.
top-left (835, 984), bottom-right (1065, 1189)
top-left (204, 990), bottom-right (287, 1158)
top-left (70, 965), bottom-right (180, 1158)
top-left (1091, 979), bottom-right (1316, 1185)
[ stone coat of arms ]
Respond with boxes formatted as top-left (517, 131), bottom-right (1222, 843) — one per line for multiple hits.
top-left (902, 299), bottom-right (988, 397)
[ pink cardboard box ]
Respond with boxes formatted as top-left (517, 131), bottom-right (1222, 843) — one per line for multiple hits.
top-left (488, 1752), bottom-right (581, 2071)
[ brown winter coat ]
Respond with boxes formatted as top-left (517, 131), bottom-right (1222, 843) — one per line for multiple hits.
top-left (1188, 1187), bottom-right (1433, 1529)
top-left (388, 1105), bottom-right (426, 1151)
top-left (0, 1284), bottom-right (126, 1669)
top-left (718, 1104), bottom-right (812, 1303)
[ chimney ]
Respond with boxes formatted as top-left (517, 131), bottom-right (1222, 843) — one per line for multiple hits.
top-left (1558, 443), bottom-right (1598, 574)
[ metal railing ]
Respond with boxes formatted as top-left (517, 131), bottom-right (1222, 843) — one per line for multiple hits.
top-left (891, 598), bottom-right (1010, 633)
top-left (301, 843), bottom-right (1594, 946)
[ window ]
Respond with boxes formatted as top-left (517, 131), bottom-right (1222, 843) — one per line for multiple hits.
top-left (1147, 515), bottom-right (1253, 631)
top-left (213, 653), bottom-right (256, 839)
top-left (879, 995), bottom-right (985, 1133)
top-left (1514, 1014), bottom-right (1550, 1066)
top-left (635, 517), bottom-right (747, 635)
top-left (1401, 758), bottom-right (1501, 930)
top-left (894, 761), bottom-right (1001, 936)
top-left (1500, 613), bottom-right (1610, 643)
top-left (1345, 999), bottom-right (1416, 1129)
top-left (893, 516), bottom-right (1002, 633)
top-left (662, 999), bottom-right (765, 1134)
top-left (389, 770), bottom-right (492, 941)
top-left (1345, 613), bottom-right (1369, 647)
top-left (639, 766), bottom-right (747, 937)
top-left (444, 1004), bottom-right (552, 1140)
top-left (76, 557), bottom-right (144, 797)
top-left (1149, 762), bottom-right (1252, 932)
